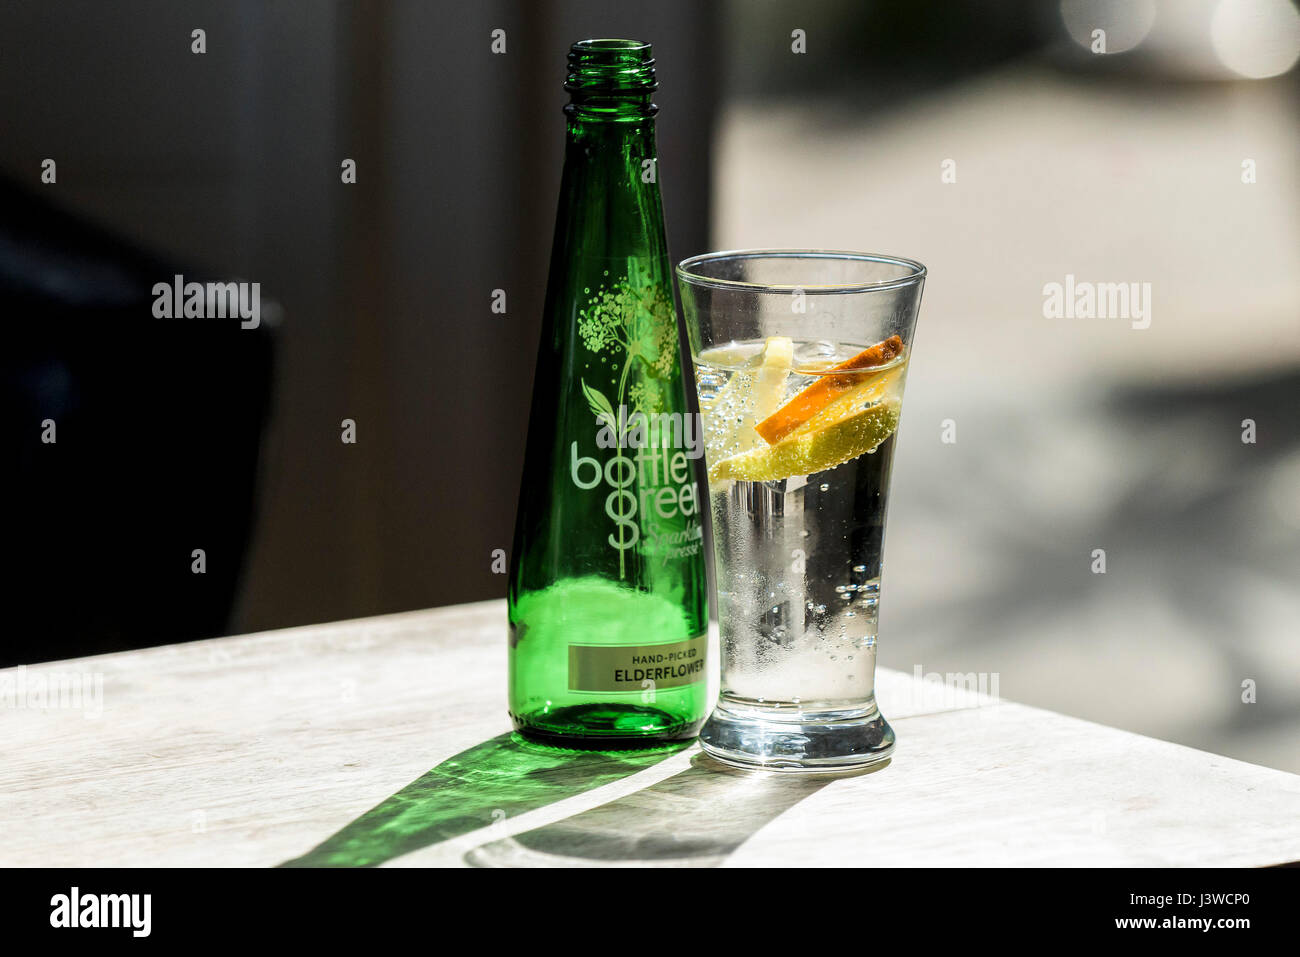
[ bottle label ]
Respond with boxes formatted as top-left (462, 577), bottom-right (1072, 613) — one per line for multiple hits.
top-left (568, 632), bottom-right (708, 692)
top-left (568, 267), bottom-right (705, 577)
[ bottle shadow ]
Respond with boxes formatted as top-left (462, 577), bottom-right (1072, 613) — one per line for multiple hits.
top-left (463, 753), bottom-right (887, 867)
top-left (279, 732), bottom-right (689, 867)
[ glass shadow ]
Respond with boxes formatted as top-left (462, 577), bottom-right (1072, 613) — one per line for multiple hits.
top-left (280, 732), bottom-right (688, 867)
top-left (463, 754), bottom-right (882, 867)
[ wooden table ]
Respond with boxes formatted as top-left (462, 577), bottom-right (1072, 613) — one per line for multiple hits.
top-left (4, 600), bottom-right (1298, 867)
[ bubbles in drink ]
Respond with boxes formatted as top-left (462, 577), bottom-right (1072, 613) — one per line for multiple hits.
top-left (695, 337), bottom-right (906, 710)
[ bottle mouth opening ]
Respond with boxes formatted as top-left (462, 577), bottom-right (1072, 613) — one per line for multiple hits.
top-left (572, 39), bottom-right (651, 54)
top-left (566, 38), bottom-right (657, 94)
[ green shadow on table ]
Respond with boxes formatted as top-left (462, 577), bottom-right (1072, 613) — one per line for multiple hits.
top-left (462, 753), bottom-right (887, 867)
top-left (278, 732), bottom-right (689, 867)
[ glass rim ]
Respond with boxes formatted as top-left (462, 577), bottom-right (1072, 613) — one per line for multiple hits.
top-left (676, 249), bottom-right (927, 294)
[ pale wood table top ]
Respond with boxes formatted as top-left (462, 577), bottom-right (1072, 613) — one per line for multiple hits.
top-left (3, 599), bottom-right (1298, 867)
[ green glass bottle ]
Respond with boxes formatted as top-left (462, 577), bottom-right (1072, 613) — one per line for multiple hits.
top-left (507, 39), bottom-right (709, 748)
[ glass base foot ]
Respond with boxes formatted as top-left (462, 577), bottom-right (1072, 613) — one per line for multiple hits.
top-left (699, 701), bottom-right (895, 773)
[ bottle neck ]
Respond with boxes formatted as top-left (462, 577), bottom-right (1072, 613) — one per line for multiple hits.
top-left (552, 39), bottom-right (668, 266)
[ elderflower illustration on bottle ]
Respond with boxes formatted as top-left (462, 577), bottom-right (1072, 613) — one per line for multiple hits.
top-left (507, 40), bottom-right (709, 748)
top-left (576, 266), bottom-right (680, 578)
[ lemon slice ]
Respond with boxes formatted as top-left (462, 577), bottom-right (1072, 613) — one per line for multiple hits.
top-left (709, 367), bottom-right (903, 484)
top-left (698, 359), bottom-right (756, 463)
top-left (699, 337), bottom-right (793, 462)
top-left (752, 336), bottom-right (794, 423)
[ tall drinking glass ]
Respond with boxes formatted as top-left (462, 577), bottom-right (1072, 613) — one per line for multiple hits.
top-left (677, 250), bottom-right (926, 771)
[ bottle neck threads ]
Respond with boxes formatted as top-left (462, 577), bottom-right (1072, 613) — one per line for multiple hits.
top-left (565, 39), bottom-right (657, 119)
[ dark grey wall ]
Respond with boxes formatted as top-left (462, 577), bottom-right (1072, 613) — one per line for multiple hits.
top-left (0, 0), bottom-right (717, 649)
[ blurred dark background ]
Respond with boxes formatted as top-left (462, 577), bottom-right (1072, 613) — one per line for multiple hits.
top-left (1, 0), bottom-right (722, 660)
top-left (2, 1), bottom-right (1297, 770)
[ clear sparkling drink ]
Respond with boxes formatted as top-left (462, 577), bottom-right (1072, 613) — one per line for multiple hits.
top-left (696, 339), bottom-right (906, 714)
top-left (678, 249), bottom-right (925, 771)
